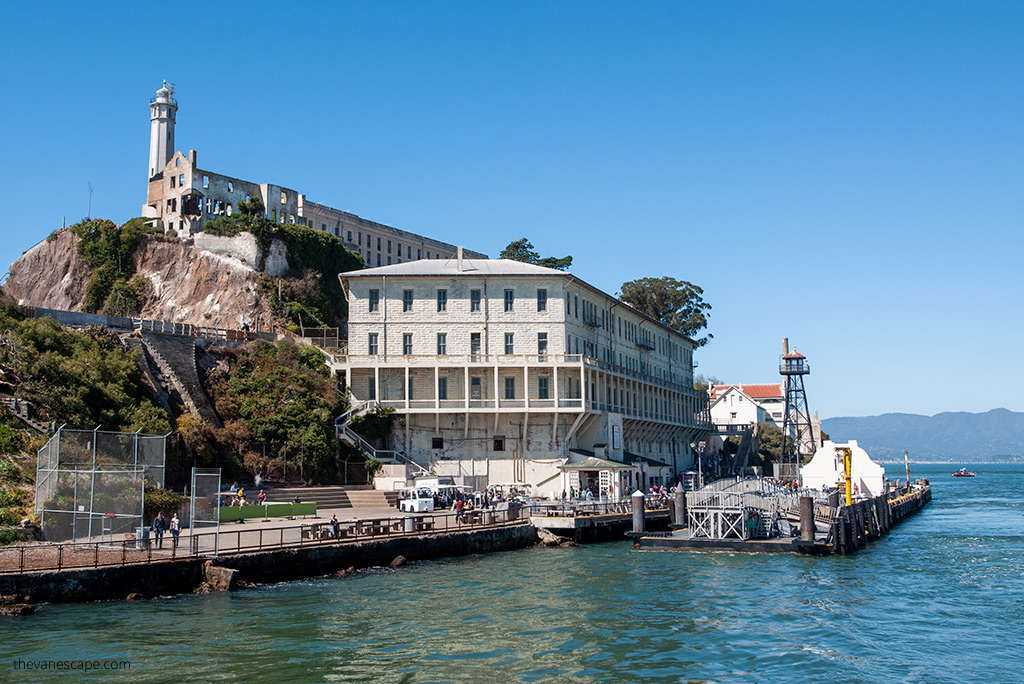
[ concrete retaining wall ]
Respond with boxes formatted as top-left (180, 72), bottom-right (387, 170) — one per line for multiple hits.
top-left (0, 524), bottom-right (537, 604)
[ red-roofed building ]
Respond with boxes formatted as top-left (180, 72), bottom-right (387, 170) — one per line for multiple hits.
top-left (709, 383), bottom-right (785, 428)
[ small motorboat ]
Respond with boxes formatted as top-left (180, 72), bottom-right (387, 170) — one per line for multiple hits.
top-left (953, 468), bottom-right (976, 477)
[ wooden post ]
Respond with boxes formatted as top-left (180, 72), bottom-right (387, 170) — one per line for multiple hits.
top-left (799, 496), bottom-right (814, 542)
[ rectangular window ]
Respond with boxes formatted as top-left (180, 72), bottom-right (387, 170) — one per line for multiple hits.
top-left (387, 240), bottom-right (392, 254)
top-left (418, 249), bottom-right (422, 260)
top-left (493, 437), bottom-right (505, 452)
top-left (504, 333), bottom-right (514, 355)
top-left (408, 377), bottom-right (414, 401)
top-left (403, 289), bottom-right (413, 312)
top-left (377, 237), bottom-right (382, 250)
top-left (470, 332), bottom-right (481, 360)
top-left (471, 377), bottom-right (482, 400)
top-left (538, 376), bottom-right (549, 400)
top-left (368, 289), bottom-right (380, 312)
top-left (348, 230), bottom-right (353, 242)
top-left (470, 289), bottom-right (481, 312)
top-left (403, 333), bottom-right (413, 355)
top-left (437, 333), bottom-right (447, 355)
top-left (504, 377), bottom-right (515, 400)
top-left (432, 436), bottom-right (444, 449)
top-left (504, 289), bottom-right (514, 312)
top-left (368, 333), bottom-right (379, 356)
top-left (368, 378), bottom-right (376, 401)
top-left (437, 289), bottom-right (447, 312)
top-left (438, 377), bottom-right (448, 400)
top-left (538, 332), bottom-right (548, 359)
top-left (376, 254), bottom-right (381, 267)
top-left (537, 289), bottom-right (547, 311)
top-left (358, 232), bottom-right (362, 246)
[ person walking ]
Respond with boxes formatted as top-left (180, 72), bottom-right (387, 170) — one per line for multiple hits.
top-left (169, 513), bottom-right (181, 548)
top-left (151, 511), bottom-right (167, 549)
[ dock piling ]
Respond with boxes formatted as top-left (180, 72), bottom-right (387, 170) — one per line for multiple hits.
top-left (632, 491), bottom-right (646, 534)
top-left (799, 496), bottom-right (814, 542)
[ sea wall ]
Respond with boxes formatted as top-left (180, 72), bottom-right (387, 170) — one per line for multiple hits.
top-left (0, 524), bottom-right (538, 604)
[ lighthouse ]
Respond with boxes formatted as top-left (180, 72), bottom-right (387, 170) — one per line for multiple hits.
top-left (148, 81), bottom-right (177, 179)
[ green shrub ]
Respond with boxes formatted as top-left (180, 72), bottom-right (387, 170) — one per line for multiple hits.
top-left (0, 528), bottom-right (16, 546)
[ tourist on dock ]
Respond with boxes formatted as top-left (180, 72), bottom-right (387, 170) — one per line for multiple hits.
top-left (151, 511), bottom-right (167, 549)
top-left (169, 513), bottom-right (181, 548)
top-left (330, 514), bottom-right (340, 539)
top-left (455, 498), bottom-right (465, 522)
top-left (561, 489), bottom-right (567, 501)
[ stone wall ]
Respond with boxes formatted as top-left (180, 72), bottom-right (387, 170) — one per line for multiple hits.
top-left (0, 524), bottom-right (537, 604)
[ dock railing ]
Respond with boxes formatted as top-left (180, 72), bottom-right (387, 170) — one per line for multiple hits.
top-left (0, 505), bottom-right (531, 575)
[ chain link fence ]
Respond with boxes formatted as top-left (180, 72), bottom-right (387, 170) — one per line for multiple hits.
top-left (35, 428), bottom-right (169, 543)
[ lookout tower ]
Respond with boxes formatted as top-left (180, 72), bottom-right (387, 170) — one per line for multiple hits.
top-left (778, 338), bottom-right (816, 482)
top-left (148, 81), bottom-right (178, 179)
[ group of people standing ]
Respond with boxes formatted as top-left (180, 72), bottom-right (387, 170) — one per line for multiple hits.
top-left (149, 511), bottom-right (180, 549)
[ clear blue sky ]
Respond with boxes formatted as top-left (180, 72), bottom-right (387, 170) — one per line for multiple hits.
top-left (2, 2), bottom-right (1022, 419)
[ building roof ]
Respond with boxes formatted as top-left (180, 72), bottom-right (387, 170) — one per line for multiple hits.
top-left (559, 456), bottom-right (633, 471)
top-left (709, 383), bottom-right (783, 401)
top-left (344, 258), bottom-right (564, 278)
top-left (783, 350), bottom-right (806, 359)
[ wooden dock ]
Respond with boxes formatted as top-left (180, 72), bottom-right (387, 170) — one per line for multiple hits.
top-left (634, 481), bottom-right (931, 555)
top-left (529, 499), bottom-right (671, 542)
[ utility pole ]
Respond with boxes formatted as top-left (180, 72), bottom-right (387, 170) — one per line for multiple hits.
top-left (87, 182), bottom-right (93, 219)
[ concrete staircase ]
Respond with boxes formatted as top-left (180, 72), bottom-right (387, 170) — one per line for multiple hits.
top-left (140, 332), bottom-right (221, 427)
top-left (262, 485), bottom-right (399, 509)
top-left (0, 397), bottom-right (49, 433)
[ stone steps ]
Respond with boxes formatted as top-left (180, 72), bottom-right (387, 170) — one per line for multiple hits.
top-left (262, 485), bottom-right (398, 509)
top-left (140, 333), bottom-right (221, 427)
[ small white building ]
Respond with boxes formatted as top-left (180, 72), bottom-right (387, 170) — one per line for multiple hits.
top-left (801, 440), bottom-right (885, 497)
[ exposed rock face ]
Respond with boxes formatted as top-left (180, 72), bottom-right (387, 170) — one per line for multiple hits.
top-left (4, 232), bottom-right (91, 311)
top-left (5, 231), bottom-right (278, 330)
top-left (203, 564), bottom-right (239, 591)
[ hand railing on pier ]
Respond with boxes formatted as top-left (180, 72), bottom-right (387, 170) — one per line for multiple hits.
top-left (0, 505), bottom-right (532, 575)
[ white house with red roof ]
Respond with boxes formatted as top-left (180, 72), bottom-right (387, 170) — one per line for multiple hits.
top-left (709, 383), bottom-right (785, 429)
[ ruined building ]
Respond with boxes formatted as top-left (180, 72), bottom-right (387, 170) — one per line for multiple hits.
top-left (141, 82), bottom-right (486, 266)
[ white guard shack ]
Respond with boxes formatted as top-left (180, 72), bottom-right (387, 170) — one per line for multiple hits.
top-left (800, 440), bottom-right (885, 497)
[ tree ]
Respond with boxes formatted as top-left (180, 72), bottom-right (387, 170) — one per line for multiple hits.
top-left (618, 276), bottom-right (712, 347)
top-left (499, 238), bottom-right (573, 271)
top-left (693, 374), bottom-right (722, 393)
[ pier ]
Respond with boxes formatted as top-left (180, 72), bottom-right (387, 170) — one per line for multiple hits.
top-left (634, 478), bottom-right (931, 554)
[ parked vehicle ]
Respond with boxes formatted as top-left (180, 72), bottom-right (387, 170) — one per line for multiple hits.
top-left (398, 487), bottom-right (435, 513)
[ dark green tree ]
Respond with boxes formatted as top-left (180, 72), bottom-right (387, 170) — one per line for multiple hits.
top-left (499, 238), bottom-right (573, 271)
top-left (618, 276), bottom-right (712, 347)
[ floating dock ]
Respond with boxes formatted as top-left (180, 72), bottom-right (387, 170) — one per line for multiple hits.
top-left (634, 479), bottom-right (931, 555)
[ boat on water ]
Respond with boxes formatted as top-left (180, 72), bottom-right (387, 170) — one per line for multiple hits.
top-left (953, 467), bottom-right (976, 477)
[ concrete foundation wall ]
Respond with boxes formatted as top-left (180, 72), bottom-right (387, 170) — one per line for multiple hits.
top-left (0, 524), bottom-right (537, 604)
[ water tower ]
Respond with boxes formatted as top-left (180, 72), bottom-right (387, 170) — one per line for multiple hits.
top-left (778, 338), bottom-right (816, 482)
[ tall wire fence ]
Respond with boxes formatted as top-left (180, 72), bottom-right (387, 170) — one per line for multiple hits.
top-left (35, 428), bottom-right (169, 543)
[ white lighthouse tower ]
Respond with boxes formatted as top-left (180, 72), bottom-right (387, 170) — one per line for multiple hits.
top-left (148, 81), bottom-right (177, 179)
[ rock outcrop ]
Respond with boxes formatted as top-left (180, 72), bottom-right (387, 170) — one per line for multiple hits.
top-left (5, 231), bottom-right (278, 330)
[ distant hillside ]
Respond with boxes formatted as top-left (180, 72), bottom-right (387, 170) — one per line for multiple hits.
top-left (821, 409), bottom-right (1024, 462)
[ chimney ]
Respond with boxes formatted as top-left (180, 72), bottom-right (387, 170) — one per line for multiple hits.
top-left (457, 246), bottom-right (464, 272)
top-left (783, 337), bottom-right (789, 355)
top-left (189, 149), bottom-right (197, 165)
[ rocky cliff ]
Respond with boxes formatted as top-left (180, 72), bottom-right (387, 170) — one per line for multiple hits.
top-left (5, 231), bottom-right (277, 330)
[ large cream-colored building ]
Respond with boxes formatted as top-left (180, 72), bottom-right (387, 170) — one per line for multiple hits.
top-left (142, 83), bottom-right (485, 265)
top-left (339, 256), bottom-right (711, 497)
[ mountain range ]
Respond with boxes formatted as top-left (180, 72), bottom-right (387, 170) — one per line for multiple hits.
top-left (820, 408), bottom-right (1024, 462)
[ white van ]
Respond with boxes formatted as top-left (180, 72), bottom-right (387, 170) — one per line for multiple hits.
top-left (399, 487), bottom-right (435, 513)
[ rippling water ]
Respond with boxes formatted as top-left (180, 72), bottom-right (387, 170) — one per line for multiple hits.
top-left (3, 464), bottom-right (1022, 683)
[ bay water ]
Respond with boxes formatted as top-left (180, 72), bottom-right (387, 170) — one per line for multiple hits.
top-left (2, 463), bottom-right (1022, 683)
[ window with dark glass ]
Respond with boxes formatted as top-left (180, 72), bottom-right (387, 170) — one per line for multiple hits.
top-left (368, 333), bottom-right (379, 356)
top-left (537, 289), bottom-right (547, 311)
top-left (437, 333), bottom-right (447, 355)
top-left (403, 333), bottom-right (413, 355)
top-left (437, 289), bottom-right (447, 312)
top-left (504, 333), bottom-right (514, 355)
top-left (403, 289), bottom-right (413, 312)
top-left (504, 376), bottom-right (515, 400)
top-left (538, 376), bottom-right (549, 400)
top-left (470, 289), bottom-right (481, 312)
top-left (504, 289), bottom-right (514, 312)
